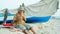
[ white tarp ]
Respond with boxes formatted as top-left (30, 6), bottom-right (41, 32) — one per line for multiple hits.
top-left (0, 0), bottom-right (58, 17)
top-left (24, 0), bottom-right (58, 17)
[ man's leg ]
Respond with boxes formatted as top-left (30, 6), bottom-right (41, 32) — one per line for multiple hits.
top-left (30, 27), bottom-right (36, 34)
top-left (23, 29), bottom-right (29, 34)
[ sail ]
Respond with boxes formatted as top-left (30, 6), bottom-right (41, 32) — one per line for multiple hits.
top-left (24, 0), bottom-right (58, 17)
top-left (0, 0), bottom-right (59, 17)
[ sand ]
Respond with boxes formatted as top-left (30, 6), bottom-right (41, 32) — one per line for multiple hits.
top-left (0, 17), bottom-right (60, 34)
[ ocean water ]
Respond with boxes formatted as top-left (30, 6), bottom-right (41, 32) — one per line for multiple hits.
top-left (0, 14), bottom-right (14, 17)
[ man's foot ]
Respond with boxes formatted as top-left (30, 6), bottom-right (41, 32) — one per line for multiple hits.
top-left (16, 28), bottom-right (22, 32)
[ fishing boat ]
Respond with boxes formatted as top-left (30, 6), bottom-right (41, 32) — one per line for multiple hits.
top-left (0, 0), bottom-right (58, 24)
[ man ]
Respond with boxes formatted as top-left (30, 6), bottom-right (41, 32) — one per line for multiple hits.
top-left (12, 5), bottom-right (36, 34)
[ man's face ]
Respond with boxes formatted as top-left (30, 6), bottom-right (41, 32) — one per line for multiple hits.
top-left (18, 10), bottom-right (24, 15)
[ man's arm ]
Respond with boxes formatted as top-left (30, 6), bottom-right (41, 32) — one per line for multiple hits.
top-left (23, 14), bottom-right (26, 22)
top-left (12, 15), bottom-right (17, 23)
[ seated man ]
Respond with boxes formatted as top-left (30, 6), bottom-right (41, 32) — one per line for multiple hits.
top-left (12, 6), bottom-right (36, 34)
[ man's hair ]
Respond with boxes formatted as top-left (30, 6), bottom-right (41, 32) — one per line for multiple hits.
top-left (18, 10), bottom-right (25, 13)
top-left (18, 5), bottom-right (25, 13)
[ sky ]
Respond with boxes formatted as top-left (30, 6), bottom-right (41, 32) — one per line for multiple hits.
top-left (0, 0), bottom-right (60, 17)
top-left (0, 0), bottom-right (40, 9)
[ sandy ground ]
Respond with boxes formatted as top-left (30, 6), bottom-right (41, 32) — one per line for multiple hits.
top-left (0, 17), bottom-right (60, 34)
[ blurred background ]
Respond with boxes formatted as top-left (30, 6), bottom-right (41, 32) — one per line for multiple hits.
top-left (0, 0), bottom-right (60, 17)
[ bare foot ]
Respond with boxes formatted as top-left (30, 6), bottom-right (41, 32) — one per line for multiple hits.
top-left (16, 28), bottom-right (22, 32)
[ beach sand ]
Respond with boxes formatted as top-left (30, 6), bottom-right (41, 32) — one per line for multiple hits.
top-left (0, 17), bottom-right (60, 34)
